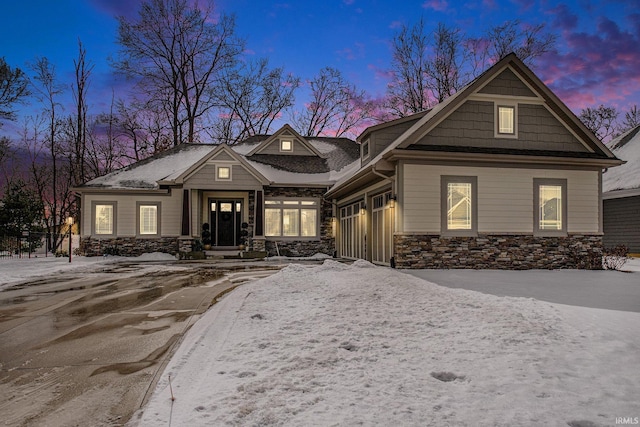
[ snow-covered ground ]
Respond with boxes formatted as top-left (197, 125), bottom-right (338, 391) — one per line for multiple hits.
top-left (131, 259), bottom-right (640, 427)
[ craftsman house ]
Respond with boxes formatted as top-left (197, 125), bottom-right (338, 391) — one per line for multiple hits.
top-left (75, 54), bottom-right (621, 269)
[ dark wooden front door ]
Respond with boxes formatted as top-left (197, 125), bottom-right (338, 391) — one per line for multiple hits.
top-left (210, 200), bottom-right (242, 247)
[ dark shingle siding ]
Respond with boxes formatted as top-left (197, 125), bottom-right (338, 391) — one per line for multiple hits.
top-left (603, 196), bottom-right (640, 253)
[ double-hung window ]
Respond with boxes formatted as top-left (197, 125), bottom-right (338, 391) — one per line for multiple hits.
top-left (534, 179), bottom-right (567, 235)
top-left (441, 176), bottom-right (478, 235)
top-left (265, 199), bottom-right (319, 238)
top-left (93, 202), bottom-right (116, 236)
top-left (138, 202), bottom-right (160, 236)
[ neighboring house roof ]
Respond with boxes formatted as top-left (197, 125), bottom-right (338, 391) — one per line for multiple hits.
top-left (78, 132), bottom-right (360, 190)
top-left (603, 125), bottom-right (640, 197)
top-left (326, 53), bottom-right (622, 199)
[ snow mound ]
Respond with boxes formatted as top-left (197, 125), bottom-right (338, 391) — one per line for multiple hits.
top-left (135, 263), bottom-right (640, 427)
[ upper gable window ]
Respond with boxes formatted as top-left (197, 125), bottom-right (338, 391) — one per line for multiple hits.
top-left (495, 104), bottom-right (517, 138)
top-left (216, 165), bottom-right (231, 180)
top-left (361, 139), bottom-right (370, 161)
top-left (280, 139), bottom-right (293, 152)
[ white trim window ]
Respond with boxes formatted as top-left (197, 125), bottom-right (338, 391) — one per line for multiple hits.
top-left (534, 179), bottom-right (567, 235)
top-left (216, 165), bottom-right (232, 180)
top-left (138, 203), bottom-right (160, 236)
top-left (93, 202), bottom-right (116, 236)
top-left (361, 139), bottom-right (370, 161)
top-left (495, 103), bottom-right (517, 138)
top-left (441, 176), bottom-right (478, 235)
top-left (265, 199), bottom-right (319, 238)
top-left (280, 139), bottom-right (293, 152)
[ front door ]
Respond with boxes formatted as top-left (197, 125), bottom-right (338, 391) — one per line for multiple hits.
top-left (210, 200), bottom-right (242, 247)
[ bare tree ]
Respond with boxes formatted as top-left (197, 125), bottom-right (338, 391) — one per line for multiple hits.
top-left (580, 105), bottom-right (619, 142)
top-left (71, 39), bottom-right (94, 185)
top-left (0, 57), bottom-right (30, 122)
top-left (386, 17), bottom-right (432, 117)
top-left (620, 105), bottom-right (640, 134)
top-left (209, 58), bottom-right (299, 144)
top-left (427, 22), bottom-right (468, 103)
top-left (469, 20), bottom-right (556, 74)
top-left (28, 58), bottom-right (76, 252)
top-left (291, 67), bottom-right (374, 138)
top-left (114, 0), bottom-right (244, 145)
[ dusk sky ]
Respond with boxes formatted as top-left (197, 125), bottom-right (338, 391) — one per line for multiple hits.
top-left (1, 0), bottom-right (639, 132)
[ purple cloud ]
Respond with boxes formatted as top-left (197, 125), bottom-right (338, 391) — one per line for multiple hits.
top-left (547, 3), bottom-right (579, 32)
top-left (538, 15), bottom-right (640, 110)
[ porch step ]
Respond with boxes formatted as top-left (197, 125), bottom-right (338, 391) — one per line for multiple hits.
top-left (205, 250), bottom-right (241, 260)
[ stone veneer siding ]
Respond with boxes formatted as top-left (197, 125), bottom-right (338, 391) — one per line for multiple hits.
top-left (80, 237), bottom-right (179, 257)
top-left (393, 234), bottom-right (603, 270)
top-left (263, 187), bottom-right (335, 257)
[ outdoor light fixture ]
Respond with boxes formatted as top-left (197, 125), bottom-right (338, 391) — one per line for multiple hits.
top-left (67, 217), bottom-right (74, 263)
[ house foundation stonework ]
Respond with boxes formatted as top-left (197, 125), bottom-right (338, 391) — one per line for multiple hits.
top-left (393, 234), bottom-right (603, 270)
top-left (81, 237), bottom-right (179, 257)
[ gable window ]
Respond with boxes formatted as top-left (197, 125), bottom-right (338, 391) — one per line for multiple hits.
top-left (216, 165), bottom-right (231, 180)
top-left (534, 179), bottom-right (567, 235)
top-left (93, 202), bottom-right (116, 236)
top-left (495, 104), bottom-right (517, 138)
top-left (361, 139), bottom-right (370, 160)
top-left (280, 139), bottom-right (293, 152)
top-left (265, 199), bottom-right (319, 238)
top-left (441, 176), bottom-right (478, 235)
top-left (138, 203), bottom-right (160, 236)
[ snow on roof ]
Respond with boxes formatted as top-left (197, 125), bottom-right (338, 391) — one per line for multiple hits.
top-left (603, 125), bottom-right (640, 193)
top-left (81, 136), bottom-right (359, 190)
top-left (82, 144), bottom-right (215, 190)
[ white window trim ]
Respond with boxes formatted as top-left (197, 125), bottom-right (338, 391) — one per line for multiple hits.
top-left (216, 165), bottom-right (232, 181)
top-left (92, 201), bottom-right (117, 237)
top-left (495, 102), bottom-right (518, 139)
top-left (440, 176), bottom-right (478, 237)
top-left (137, 202), bottom-right (161, 237)
top-left (280, 139), bottom-right (293, 152)
top-left (533, 178), bottom-right (567, 236)
top-left (264, 198), bottom-right (320, 240)
top-left (361, 139), bottom-right (370, 161)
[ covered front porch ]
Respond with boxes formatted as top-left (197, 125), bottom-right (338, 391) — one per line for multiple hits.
top-left (179, 189), bottom-right (266, 254)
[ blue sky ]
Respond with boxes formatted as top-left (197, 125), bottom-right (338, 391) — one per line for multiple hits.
top-left (1, 0), bottom-right (639, 127)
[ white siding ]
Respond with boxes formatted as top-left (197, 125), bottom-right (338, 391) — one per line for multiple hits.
top-left (402, 164), bottom-right (600, 234)
top-left (82, 192), bottom-right (182, 237)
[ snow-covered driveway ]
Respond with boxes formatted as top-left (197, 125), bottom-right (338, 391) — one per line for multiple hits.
top-left (132, 260), bottom-right (640, 427)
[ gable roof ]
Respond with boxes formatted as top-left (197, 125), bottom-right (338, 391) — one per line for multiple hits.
top-left (77, 133), bottom-right (360, 190)
top-left (603, 125), bottom-right (640, 196)
top-left (78, 143), bottom-right (215, 190)
top-left (246, 124), bottom-right (325, 158)
top-left (326, 53), bottom-right (623, 199)
top-left (169, 144), bottom-right (269, 185)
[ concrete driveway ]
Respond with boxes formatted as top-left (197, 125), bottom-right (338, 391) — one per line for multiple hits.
top-left (0, 261), bottom-right (279, 427)
top-left (405, 269), bottom-right (640, 313)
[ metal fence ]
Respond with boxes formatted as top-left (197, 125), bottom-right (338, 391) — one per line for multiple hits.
top-left (0, 232), bottom-right (71, 259)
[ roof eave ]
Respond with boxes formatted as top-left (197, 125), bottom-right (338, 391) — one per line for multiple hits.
top-left (383, 148), bottom-right (624, 168)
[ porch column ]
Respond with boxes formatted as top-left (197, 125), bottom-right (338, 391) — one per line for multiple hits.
top-left (253, 190), bottom-right (265, 251)
top-left (181, 189), bottom-right (190, 236)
